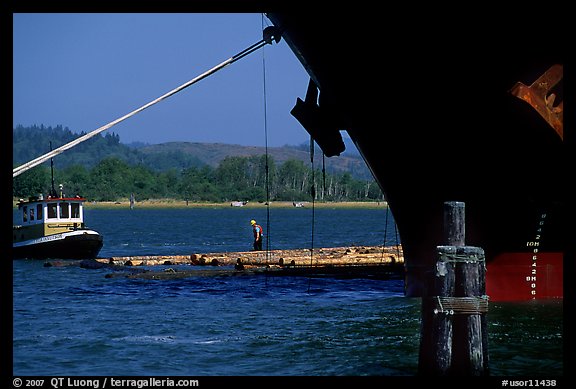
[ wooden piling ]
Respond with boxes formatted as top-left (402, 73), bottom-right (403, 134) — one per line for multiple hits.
top-left (418, 201), bottom-right (489, 376)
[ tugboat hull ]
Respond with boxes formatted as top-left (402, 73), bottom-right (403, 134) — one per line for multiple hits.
top-left (13, 230), bottom-right (103, 260)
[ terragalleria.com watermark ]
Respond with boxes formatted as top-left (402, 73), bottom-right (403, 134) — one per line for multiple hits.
top-left (12, 377), bottom-right (200, 389)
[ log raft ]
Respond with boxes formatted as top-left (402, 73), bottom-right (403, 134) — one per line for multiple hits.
top-left (97, 245), bottom-right (403, 267)
top-left (92, 245), bottom-right (405, 280)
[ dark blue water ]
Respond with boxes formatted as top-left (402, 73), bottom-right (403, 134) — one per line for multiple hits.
top-left (90, 207), bottom-right (402, 257)
top-left (12, 207), bottom-right (563, 376)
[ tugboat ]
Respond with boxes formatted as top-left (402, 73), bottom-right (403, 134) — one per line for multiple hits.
top-left (13, 193), bottom-right (103, 260)
top-left (13, 153), bottom-right (103, 260)
top-left (13, 186), bottom-right (104, 260)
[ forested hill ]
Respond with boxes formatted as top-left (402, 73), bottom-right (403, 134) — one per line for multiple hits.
top-left (13, 125), bottom-right (143, 169)
top-left (13, 125), bottom-right (374, 180)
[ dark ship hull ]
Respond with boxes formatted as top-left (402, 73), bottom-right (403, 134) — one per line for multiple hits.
top-left (13, 229), bottom-right (103, 260)
top-left (266, 11), bottom-right (564, 301)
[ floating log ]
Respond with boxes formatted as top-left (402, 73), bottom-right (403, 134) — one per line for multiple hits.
top-left (97, 245), bottom-right (403, 268)
top-left (104, 262), bottom-right (404, 280)
top-left (97, 245), bottom-right (405, 280)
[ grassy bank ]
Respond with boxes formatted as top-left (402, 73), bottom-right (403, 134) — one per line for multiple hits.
top-left (82, 199), bottom-right (389, 209)
top-left (13, 197), bottom-right (388, 209)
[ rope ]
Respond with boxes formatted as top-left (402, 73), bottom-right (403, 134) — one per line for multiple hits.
top-left (438, 252), bottom-right (486, 263)
top-left (13, 28), bottom-right (280, 178)
top-left (394, 218), bottom-right (401, 259)
top-left (432, 295), bottom-right (489, 315)
top-left (322, 153), bottom-right (326, 199)
top-left (381, 201), bottom-right (402, 262)
top-left (308, 136), bottom-right (316, 293)
top-left (310, 137), bottom-right (316, 262)
top-left (381, 204), bottom-right (390, 262)
top-left (261, 14), bottom-right (271, 265)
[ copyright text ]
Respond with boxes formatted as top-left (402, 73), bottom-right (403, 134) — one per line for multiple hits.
top-left (12, 377), bottom-right (200, 389)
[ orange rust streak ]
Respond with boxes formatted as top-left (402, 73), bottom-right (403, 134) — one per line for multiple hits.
top-left (510, 80), bottom-right (563, 141)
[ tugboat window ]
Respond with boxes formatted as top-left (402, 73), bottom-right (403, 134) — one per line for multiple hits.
top-left (22, 206), bottom-right (28, 223)
top-left (71, 203), bottom-right (80, 219)
top-left (37, 204), bottom-right (43, 220)
top-left (30, 208), bottom-right (35, 221)
top-left (48, 203), bottom-right (57, 219)
top-left (60, 202), bottom-right (69, 219)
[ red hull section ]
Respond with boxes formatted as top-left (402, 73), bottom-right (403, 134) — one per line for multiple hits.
top-left (486, 252), bottom-right (563, 301)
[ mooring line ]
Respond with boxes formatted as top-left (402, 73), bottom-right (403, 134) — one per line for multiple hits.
top-left (13, 26), bottom-right (280, 178)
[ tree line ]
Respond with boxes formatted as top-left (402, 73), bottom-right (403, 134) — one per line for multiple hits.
top-left (13, 124), bottom-right (144, 169)
top-left (13, 124), bottom-right (376, 180)
top-left (13, 155), bottom-right (384, 203)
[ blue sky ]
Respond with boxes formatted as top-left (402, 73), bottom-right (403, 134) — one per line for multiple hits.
top-left (12, 13), bottom-right (312, 147)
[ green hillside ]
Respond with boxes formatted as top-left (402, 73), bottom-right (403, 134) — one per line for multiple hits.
top-left (138, 141), bottom-right (373, 179)
top-left (13, 125), bottom-right (374, 180)
top-left (12, 125), bottom-right (383, 203)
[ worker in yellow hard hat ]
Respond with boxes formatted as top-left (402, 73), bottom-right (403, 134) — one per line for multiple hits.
top-left (250, 219), bottom-right (263, 251)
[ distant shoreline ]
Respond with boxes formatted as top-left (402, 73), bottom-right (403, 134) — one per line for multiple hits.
top-left (12, 198), bottom-right (388, 209)
top-left (83, 200), bottom-right (389, 209)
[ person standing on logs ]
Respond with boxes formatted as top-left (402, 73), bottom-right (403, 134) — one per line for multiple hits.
top-left (250, 219), bottom-right (263, 251)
